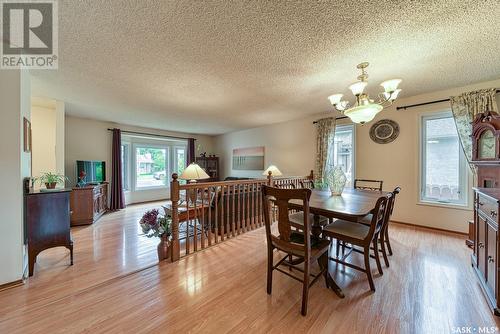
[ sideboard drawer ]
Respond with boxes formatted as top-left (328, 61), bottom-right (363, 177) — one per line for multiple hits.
top-left (478, 194), bottom-right (499, 222)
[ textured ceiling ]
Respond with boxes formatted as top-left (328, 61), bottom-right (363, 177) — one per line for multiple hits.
top-left (31, 0), bottom-right (500, 135)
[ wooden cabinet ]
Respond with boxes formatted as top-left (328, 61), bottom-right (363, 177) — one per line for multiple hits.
top-left (195, 156), bottom-right (219, 182)
top-left (70, 182), bottom-right (108, 226)
top-left (25, 189), bottom-right (73, 276)
top-left (473, 188), bottom-right (500, 315)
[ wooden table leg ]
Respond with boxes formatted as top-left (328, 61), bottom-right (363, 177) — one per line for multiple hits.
top-left (326, 273), bottom-right (345, 298)
top-left (311, 215), bottom-right (322, 239)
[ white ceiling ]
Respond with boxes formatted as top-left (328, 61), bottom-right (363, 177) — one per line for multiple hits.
top-left (31, 0), bottom-right (500, 135)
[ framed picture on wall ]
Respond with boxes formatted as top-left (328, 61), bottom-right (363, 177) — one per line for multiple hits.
top-left (23, 117), bottom-right (32, 153)
top-left (232, 146), bottom-right (265, 170)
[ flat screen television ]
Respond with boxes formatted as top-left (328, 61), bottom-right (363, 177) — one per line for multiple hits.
top-left (76, 160), bottom-right (106, 184)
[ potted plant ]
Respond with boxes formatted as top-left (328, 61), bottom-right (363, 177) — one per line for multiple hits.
top-left (139, 207), bottom-right (172, 261)
top-left (35, 172), bottom-right (69, 189)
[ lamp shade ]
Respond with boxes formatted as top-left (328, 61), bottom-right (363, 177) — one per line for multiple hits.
top-left (262, 165), bottom-right (282, 176)
top-left (348, 81), bottom-right (368, 96)
top-left (179, 163), bottom-right (210, 180)
top-left (327, 94), bottom-right (343, 106)
top-left (380, 79), bottom-right (402, 93)
top-left (344, 103), bottom-right (383, 124)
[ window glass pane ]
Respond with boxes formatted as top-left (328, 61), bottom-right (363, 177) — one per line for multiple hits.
top-left (177, 148), bottom-right (186, 175)
top-left (332, 125), bottom-right (354, 187)
top-left (422, 115), bottom-right (463, 203)
top-left (136, 147), bottom-right (167, 188)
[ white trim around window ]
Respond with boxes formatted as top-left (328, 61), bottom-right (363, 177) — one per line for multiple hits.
top-left (418, 110), bottom-right (468, 208)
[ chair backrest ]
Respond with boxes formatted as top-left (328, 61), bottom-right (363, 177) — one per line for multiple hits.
top-left (388, 187), bottom-right (401, 216)
top-left (261, 186), bottom-right (312, 255)
top-left (300, 180), bottom-right (315, 189)
top-left (354, 179), bottom-right (383, 191)
top-left (365, 193), bottom-right (392, 241)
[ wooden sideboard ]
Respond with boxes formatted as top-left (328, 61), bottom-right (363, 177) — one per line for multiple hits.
top-left (70, 182), bottom-right (108, 226)
top-left (472, 188), bottom-right (500, 315)
top-left (25, 188), bottom-right (73, 276)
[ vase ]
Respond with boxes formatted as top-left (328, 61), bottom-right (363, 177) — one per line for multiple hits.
top-left (157, 234), bottom-right (171, 261)
top-left (325, 166), bottom-right (347, 196)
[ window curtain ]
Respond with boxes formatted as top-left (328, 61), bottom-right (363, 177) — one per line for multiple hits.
top-left (314, 117), bottom-right (336, 183)
top-left (187, 138), bottom-right (196, 166)
top-left (450, 88), bottom-right (498, 173)
top-left (110, 128), bottom-right (125, 211)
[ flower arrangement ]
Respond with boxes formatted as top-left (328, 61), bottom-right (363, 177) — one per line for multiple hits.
top-left (139, 207), bottom-right (172, 238)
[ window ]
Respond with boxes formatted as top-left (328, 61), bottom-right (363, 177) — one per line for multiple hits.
top-left (420, 112), bottom-right (467, 206)
top-left (332, 124), bottom-right (355, 188)
top-left (175, 147), bottom-right (186, 175)
top-left (135, 146), bottom-right (168, 189)
top-left (121, 135), bottom-right (186, 193)
top-left (121, 143), bottom-right (130, 190)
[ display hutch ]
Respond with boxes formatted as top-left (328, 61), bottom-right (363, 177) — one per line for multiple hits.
top-left (471, 111), bottom-right (500, 315)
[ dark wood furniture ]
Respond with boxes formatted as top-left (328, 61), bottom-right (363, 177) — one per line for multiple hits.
top-left (360, 187), bottom-right (401, 267)
top-left (354, 179), bottom-right (383, 191)
top-left (70, 182), bottom-right (108, 226)
top-left (195, 156), bottom-right (219, 182)
top-left (472, 188), bottom-right (500, 315)
top-left (25, 189), bottom-right (73, 276)
top-left (471, 111), bottom-right (500, 189)
top-left (323, 194), bottom-right (391, 292)
top-left (261, 186), bottom-right (343, 316)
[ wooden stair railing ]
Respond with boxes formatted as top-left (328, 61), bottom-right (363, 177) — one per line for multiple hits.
top-left (169, 170), bottom-right (315, 262)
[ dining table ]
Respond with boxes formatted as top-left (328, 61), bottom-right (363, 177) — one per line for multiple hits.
top-left (287, 187), bottom-right (391, 298)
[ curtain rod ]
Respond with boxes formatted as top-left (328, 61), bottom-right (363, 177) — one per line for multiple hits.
top-left (396, 89), bottom-right (500, 111)
top-left (107, 128), bottom-right (196, 141)
top-left (312, 116), bottom-right (348, 124)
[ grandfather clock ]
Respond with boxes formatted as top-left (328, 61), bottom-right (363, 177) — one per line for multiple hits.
top-left (471, 111), bottom-right (500, 187)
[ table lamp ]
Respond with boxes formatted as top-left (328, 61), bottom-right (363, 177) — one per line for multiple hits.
top-left (179, 163), bottom-right (210, 183)
top-left (179, 163), bottom-right (210, 204)
top-left (263, 165), bottom-right (282, 177)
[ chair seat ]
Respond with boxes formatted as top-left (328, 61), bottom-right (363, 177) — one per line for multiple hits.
top-left (289, 231), bottom-right (330, 258)
top-left (289, 212), bottom-right (328, 228)
top-left (323, 219), bottom-right (370, 241)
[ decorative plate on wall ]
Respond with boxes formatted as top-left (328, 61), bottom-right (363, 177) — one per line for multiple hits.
top-left (369, 119), bottom-right (400, 144)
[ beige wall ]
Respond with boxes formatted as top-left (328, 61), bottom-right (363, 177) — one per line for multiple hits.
top-left (65, 116), bottom-right (215, 204)
top-left (0, 70), bottom-right (31, 285)
top-left (31, 101), bottom-right (65, 189)
top-left (31, 106), bottom-right (56, 179)
top-left (214, 79), bottom-right (500, 233)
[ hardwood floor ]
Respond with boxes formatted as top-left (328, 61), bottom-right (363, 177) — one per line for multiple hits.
top-left (0, 203), bottom-right (499, 333)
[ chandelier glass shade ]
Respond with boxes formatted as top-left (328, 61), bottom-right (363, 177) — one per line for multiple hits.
top-left (328, 62), bottom-right (402, 124)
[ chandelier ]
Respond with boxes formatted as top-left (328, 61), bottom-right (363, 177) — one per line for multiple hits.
top-left (327, 62), bottom-right (402, 124)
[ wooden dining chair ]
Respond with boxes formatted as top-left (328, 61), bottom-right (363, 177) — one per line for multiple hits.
top-left (354, 179), bottom-right (383, 191)
top-left (323, 193), bottom-right (391, 292)
top-left (261, 185), bottom-right (331, 316)
top-left (360, 187), bottom-right (401, 267)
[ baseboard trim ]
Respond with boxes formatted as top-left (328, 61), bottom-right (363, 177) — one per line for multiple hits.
top-left (126, 198), bottom-right (169, 206)
top-left (391, 220), bottom-right (468, 236)
top-left (0, 279), bottom-right (24, 292)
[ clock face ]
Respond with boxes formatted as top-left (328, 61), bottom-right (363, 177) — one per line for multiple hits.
top-left (479, 130), bottom-right (496, 159)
